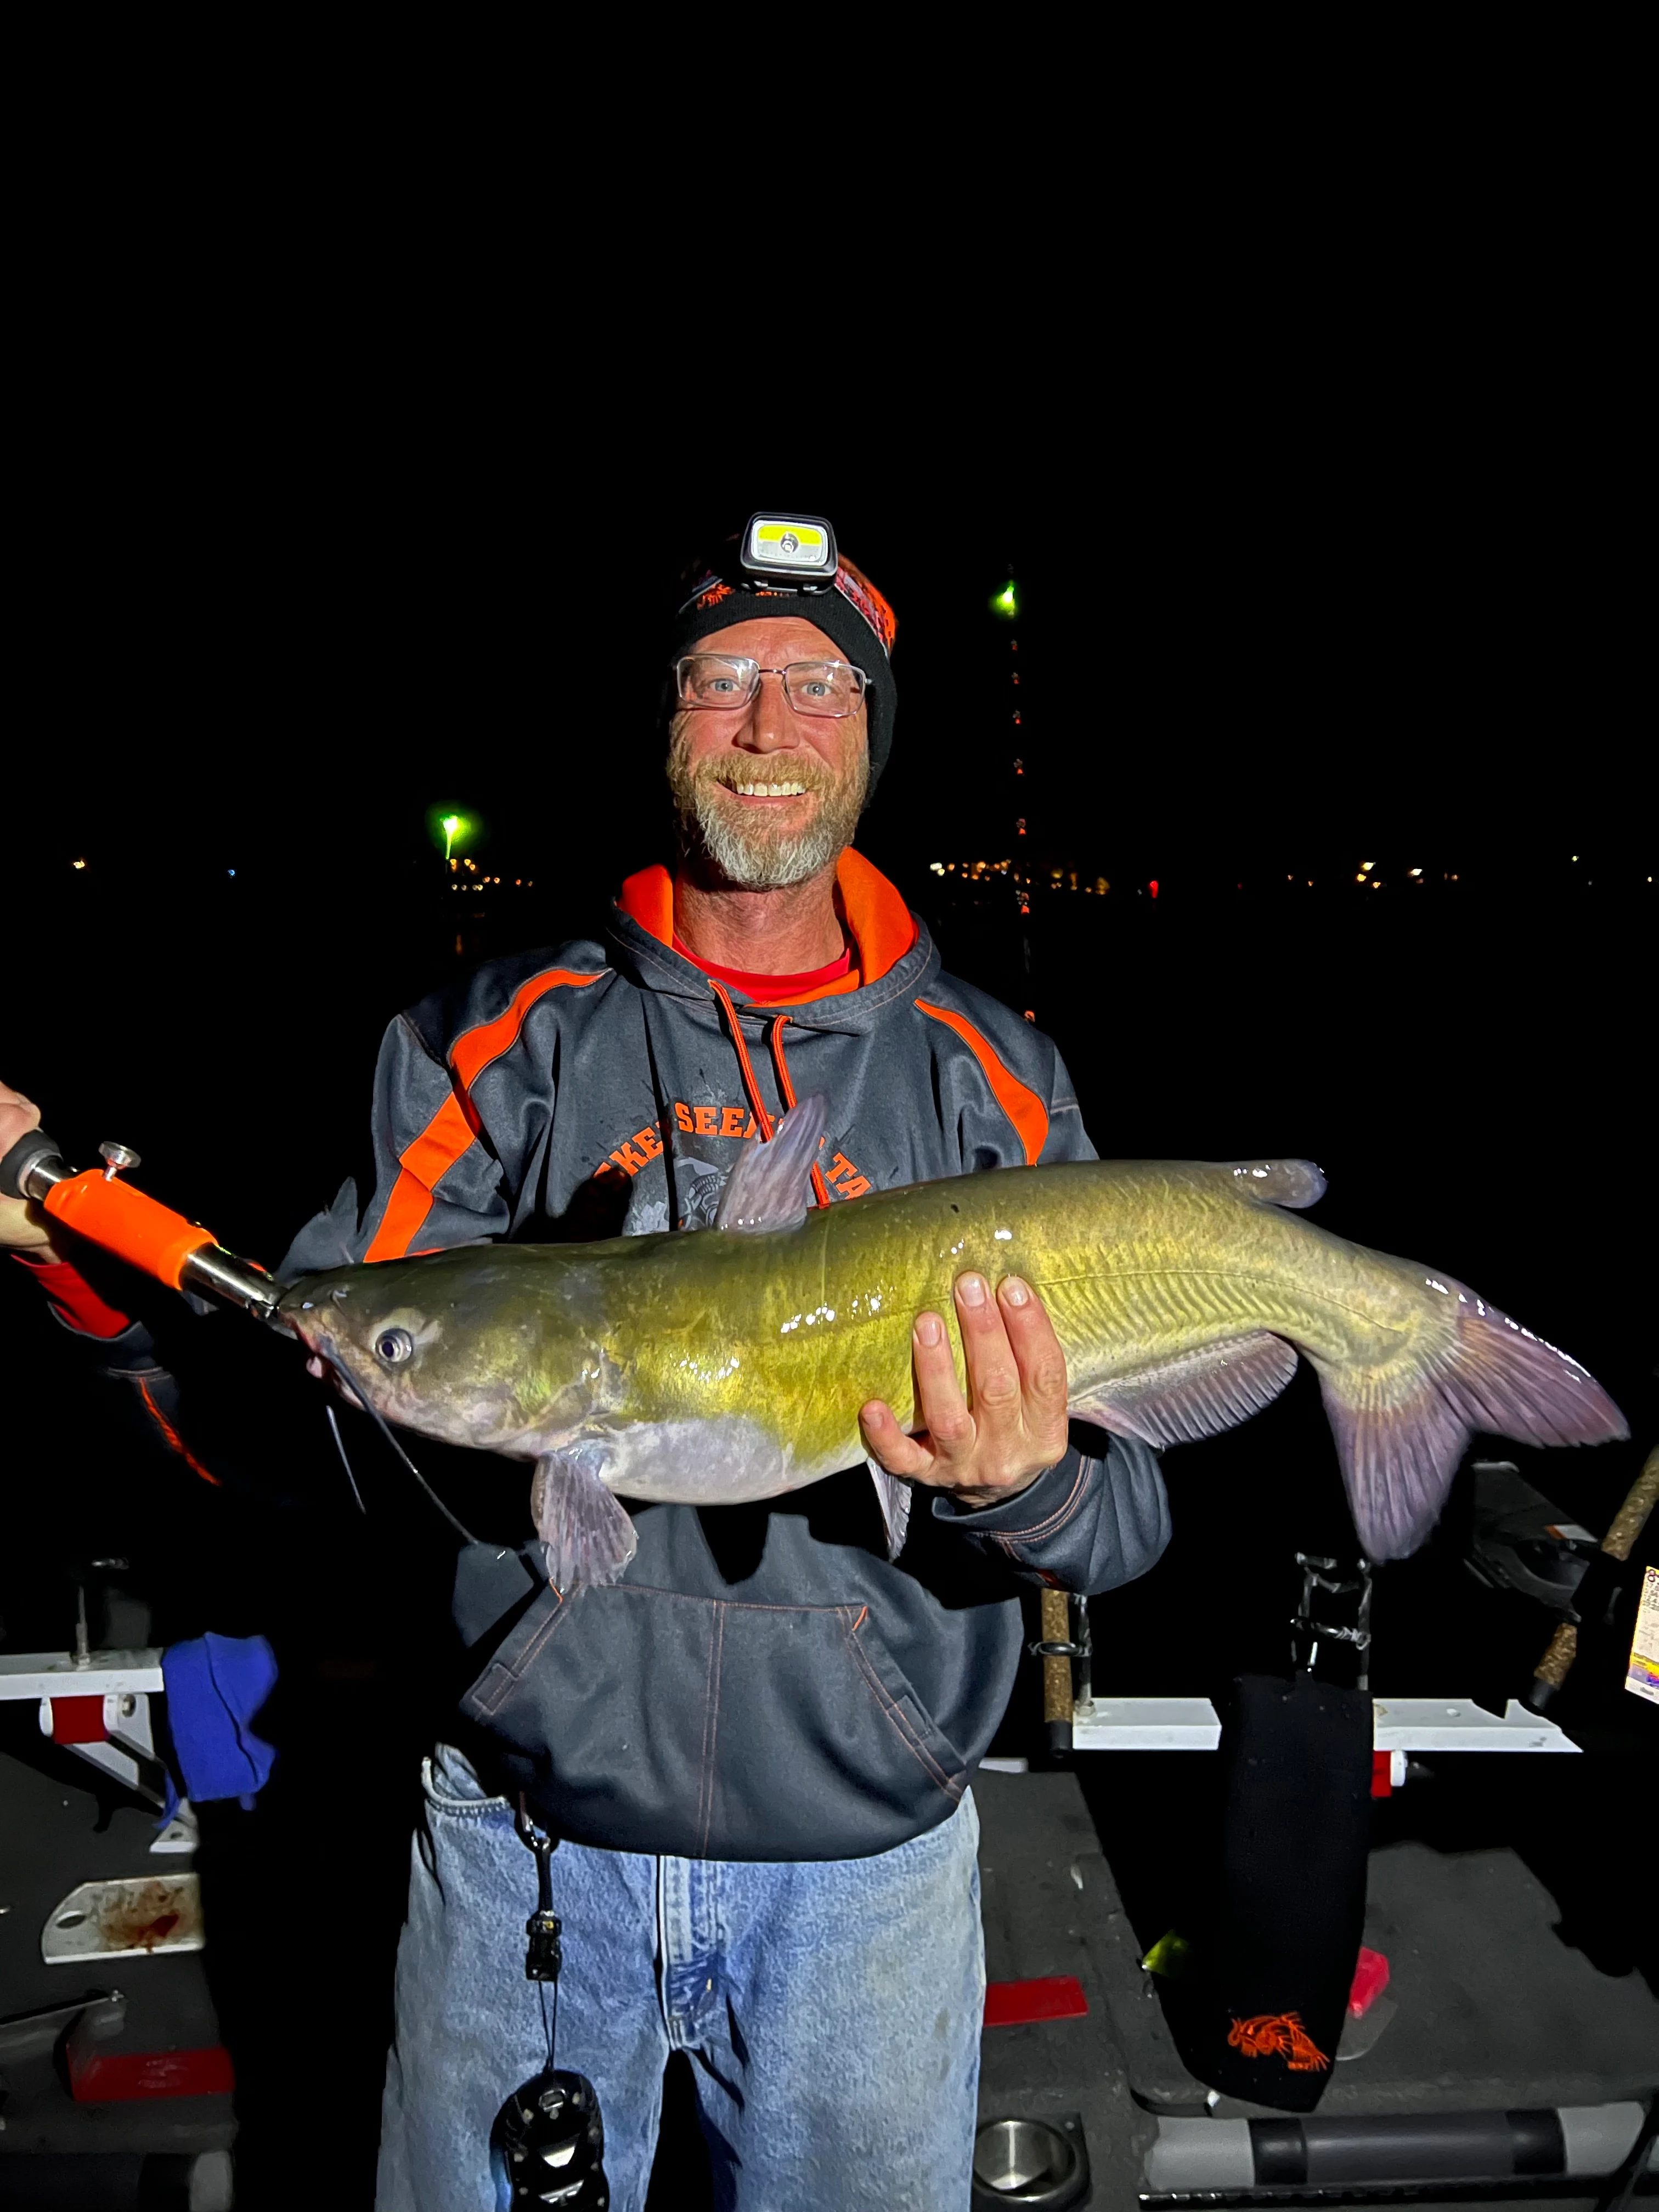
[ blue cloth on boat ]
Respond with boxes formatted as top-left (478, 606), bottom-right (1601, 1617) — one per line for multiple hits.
top-left (161, 1633), bottom-right (278, 1812)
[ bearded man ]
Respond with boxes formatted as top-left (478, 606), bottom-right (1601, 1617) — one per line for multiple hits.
top-left (0, 522), bottom-right (1170, 2212)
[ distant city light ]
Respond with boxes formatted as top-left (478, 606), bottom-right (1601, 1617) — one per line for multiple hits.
top-left (1409, 867), bottom-right (1422, 876)
top-left (71, 858), bottom-right (86, 870)
top-left (1360, 861), bottom-right (1374, 872)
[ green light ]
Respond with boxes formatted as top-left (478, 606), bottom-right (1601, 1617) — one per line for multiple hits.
top-left (441, 813), bottom-right (466, 861)
top-left (990, 580), bottom-right (1019, 619)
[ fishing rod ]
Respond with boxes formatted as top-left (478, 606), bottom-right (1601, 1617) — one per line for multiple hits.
top-left (1526, 1444), bottom-right (1659, 1710)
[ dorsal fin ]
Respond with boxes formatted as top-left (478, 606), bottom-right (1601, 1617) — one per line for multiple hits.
top-left (715, 1095), bottom-right (830, 1233)
top-left (1220, 1160), bottom-right (1327, 1210)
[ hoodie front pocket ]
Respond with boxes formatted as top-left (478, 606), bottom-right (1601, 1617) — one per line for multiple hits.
top-left (840, 1603), bottom-right (968, 1804)
top-left (459, 1582), bottom-right (969, 1862)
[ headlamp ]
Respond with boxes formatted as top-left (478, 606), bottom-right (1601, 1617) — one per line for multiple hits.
top-left (740, 513), bottom-right (839, 590)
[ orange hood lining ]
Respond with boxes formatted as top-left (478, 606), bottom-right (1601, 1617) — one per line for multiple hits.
top-left (617, 850), bottom-right (917, 1006)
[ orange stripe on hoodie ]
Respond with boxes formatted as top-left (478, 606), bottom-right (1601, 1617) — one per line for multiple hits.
top-left (365, 966), bottom-right (603, 1262)
top-left (617, 849), bottom-right (917, 1006)
top-left (914, 1001), bottom-right (1049, 1165)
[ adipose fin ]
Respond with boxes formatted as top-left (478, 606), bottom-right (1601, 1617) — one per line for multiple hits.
top-left (1218, 1160), bottom-right (1327, 1210)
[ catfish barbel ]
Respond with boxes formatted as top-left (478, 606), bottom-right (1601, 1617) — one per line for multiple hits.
top-left (277, 1098), bottom-right (1626, 1587)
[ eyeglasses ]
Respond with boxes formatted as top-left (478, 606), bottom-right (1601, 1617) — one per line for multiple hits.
top-left (673, 654), bottom-right (868, 719)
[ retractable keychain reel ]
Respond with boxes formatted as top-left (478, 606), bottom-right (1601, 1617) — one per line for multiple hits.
top-left (489, 1798), bottom-right (610, 2209)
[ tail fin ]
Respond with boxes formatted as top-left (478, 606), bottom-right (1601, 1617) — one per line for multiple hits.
top-left (1319, 1289), bottom-right (1627, 1562)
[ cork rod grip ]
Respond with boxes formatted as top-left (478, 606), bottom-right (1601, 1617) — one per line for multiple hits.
top-left (1040, 1589), bottom-right (1074, 1725)
top-left (1601, 1444), bottom-right (1659, 1562)
top-left (1532, 1620), bottom-right (1578, 1692)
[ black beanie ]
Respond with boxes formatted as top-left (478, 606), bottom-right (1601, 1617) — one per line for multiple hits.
top-left (667, 541), bottom-right (899, 797)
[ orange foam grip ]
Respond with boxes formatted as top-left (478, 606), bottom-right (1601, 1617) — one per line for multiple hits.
top-left (43, 1171), bottom-right (217, 1290)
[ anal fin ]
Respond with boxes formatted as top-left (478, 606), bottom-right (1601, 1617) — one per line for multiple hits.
top-left (531, 1444), bottom-right (638, 1589)
top-left (1070, 1331), bottom-right (1299, 1449)
top-left (867, 1459), bottom-right (913, 1560)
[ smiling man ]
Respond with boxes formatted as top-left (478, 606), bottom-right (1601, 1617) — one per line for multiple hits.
top-left (0, 519), bottom-right (1171, 2212)
top-left (668, 616), bottom-right (871, 898)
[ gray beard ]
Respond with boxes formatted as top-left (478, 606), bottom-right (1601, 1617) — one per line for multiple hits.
top-left (667, 734), bottom-right (868, 891)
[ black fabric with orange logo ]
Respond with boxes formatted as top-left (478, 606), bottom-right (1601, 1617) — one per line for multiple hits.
top-left (1163, 1673), bottom-right (1374, 2111)
top-left (669, 546), bottom-right (899, 794)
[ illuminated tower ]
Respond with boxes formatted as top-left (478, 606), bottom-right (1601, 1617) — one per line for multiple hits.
top-left (989, 570), bottom-right (1034, 1018)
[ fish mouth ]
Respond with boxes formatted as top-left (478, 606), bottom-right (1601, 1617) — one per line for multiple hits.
top-left (276, 1280), bottom-right (351, 1348)
top-left (279, 1305), bottom-right (328, 1357)
top-left (297, 1328), bottom-right (373, 1413)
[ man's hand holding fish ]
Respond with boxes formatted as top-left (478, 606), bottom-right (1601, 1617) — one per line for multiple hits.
top-left (860, 1269), bottom-right (1073, 1509)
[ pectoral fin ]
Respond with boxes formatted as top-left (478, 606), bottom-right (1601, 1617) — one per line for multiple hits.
top-left (1070, 1331), bottom-right (1299, 1448)
top-left (531, 1445), bottom-right (638, 1589)
top-left (866, 1459), bottom-right (914, 1560)
top-left (715, 1095), bottom-right (830, 1233)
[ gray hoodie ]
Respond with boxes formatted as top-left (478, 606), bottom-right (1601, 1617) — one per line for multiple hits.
top-left (286, 854), bottom-right (1173, 1858)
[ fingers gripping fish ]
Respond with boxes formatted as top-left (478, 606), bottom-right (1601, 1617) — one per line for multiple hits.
top-left (276, 1098), bottom-right (1627, 1590)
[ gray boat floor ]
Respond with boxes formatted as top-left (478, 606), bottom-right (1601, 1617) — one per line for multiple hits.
top-left (973, 1768), bottom-right (1659, 2208)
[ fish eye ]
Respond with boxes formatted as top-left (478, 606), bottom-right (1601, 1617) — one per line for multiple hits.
top-left (375, 1328), bottom-right (415, 1365)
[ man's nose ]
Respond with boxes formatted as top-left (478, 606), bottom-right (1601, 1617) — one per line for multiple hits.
top-left (738, 669), bottom-right (803, 752)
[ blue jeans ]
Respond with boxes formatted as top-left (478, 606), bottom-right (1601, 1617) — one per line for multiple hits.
top-left (376, 1747), bottom-right (985, 2212)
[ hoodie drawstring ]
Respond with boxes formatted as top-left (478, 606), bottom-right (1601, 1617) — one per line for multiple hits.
top-left (704, 978), bottom-right (830, 1209)
top-left (706, 979), bottom-right (777, 1142)
top-left (768, 1017), bottom-right (833, 1210)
